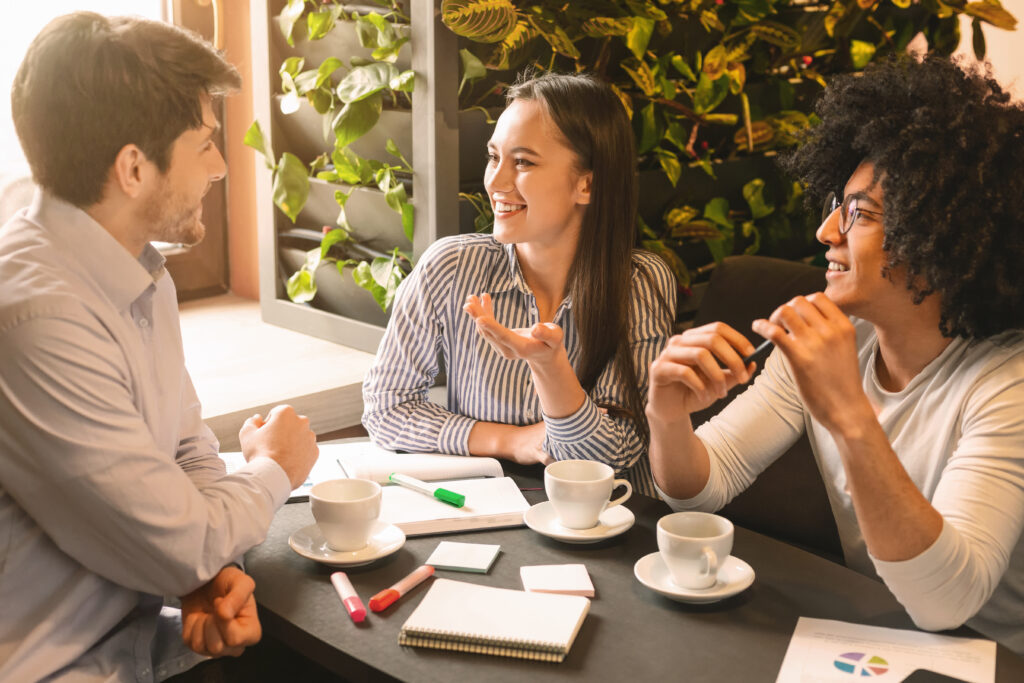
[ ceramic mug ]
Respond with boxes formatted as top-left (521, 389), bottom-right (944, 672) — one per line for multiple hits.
top-left (310, 478), bottom-right (382, 551)
top-left (544, 460), bottom-right (632, 530)
top-left (657, 511), bottom-right (734, 589)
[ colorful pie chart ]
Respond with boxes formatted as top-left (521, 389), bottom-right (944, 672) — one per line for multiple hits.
top-left (833, 652), bottom-right (890, 676)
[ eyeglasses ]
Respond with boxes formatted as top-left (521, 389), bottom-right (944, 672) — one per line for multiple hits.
top-left (822, 191), bottom-right (883, 235)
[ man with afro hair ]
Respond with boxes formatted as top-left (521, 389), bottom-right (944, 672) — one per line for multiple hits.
top-left (647, 54), bottom-right (1024, 654)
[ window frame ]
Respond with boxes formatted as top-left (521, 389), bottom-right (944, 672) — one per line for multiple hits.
top-left (165, 0), bottom-right (230, 301)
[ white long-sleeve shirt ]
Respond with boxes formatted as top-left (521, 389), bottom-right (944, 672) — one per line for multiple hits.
top-left (362, 234), bottom-right (676, 496)
top-left (0, 192), bottom-right (292, 681)
top-left (659, 319), bottom-right (1024, 654)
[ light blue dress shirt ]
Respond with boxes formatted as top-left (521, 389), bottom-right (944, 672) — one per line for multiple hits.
top-left (0, 192), bottom-right (292, 681)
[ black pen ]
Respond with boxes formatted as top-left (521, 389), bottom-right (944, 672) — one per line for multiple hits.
top-left (742, 338), bottom-right (773, 366)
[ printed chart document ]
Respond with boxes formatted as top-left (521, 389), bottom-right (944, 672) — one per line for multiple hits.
top-left (219, 441), bottom-right (503, 502)
top-left (776, 617), bottom-right (995, 683)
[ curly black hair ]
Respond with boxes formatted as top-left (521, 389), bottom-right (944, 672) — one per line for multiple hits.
top-left (780, 54), bottom-right (1024, 340)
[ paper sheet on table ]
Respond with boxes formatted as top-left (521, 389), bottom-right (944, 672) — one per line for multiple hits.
top-left (219, 441), bottom-right (502, 502)
top-left (776, 617), bottom-right (995, 683)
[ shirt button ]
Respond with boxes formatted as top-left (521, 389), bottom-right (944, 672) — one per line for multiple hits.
top-left (138, 318), bottom-right (149, 328)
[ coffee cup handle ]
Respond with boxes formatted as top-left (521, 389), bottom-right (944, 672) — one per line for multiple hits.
top-left (701, 547), bottom-right (719, 578)
top-left (606, 479), bottom-right (632, 509)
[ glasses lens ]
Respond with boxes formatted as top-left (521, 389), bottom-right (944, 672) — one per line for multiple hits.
top-left (822, 192), bottom-right (839, 225)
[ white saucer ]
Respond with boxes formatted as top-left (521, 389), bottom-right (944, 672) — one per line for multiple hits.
top-left (634, 552), bottom-right (754, 604)
top-left (288, 521), bottom-right (405, 567)
top-left (523, 501), bottom-right (635, 543)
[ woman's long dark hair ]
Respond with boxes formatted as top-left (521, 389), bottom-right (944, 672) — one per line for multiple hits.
top-left (506, 72), bottom-right (652, 442)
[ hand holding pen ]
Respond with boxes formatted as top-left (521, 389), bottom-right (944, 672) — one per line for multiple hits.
top-left (647, 322), bottom-right (761, 424)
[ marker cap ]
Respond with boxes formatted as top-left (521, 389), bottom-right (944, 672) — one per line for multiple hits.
top-left (435, 488), bottom-right (465, 507)
top-left (343, 597), bottom-right (366, 623)
top-left (369, 588), bottom-right (400, 612)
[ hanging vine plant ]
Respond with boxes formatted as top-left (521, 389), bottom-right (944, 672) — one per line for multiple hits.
top-left (246, 0), bottom-right (416, 312)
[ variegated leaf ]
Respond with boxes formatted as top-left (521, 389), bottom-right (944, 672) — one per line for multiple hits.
top-left (486, 19), bottom-right (537, 70)
top-left (581, 16), bottom-right (632, 38)
top-left (441, 0), bottom-right (518, 44)
top-left (750, 22), bottom-right (801, 50)
top-left (623, 61), bottom-right (658, 97)
top-left (733, 121), bottom-right (775, 149)
top-left (671, 219), bottom-right (721, 240)
top-left (702, 45), bottom-right (728, 80)
top-left (964, 1), bottom-right (1018, 30)
top-left (528, 15), bottom-right (580, 59)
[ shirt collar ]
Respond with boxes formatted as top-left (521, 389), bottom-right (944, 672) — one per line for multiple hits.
top-left (28, 190), bottom-right (166, 312)
top-left (496, 242), bottom-right (573, 309)
top-left (496, 242), bottom-right (528, 295)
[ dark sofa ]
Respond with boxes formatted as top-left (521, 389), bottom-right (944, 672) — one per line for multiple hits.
top-left (685, 255), bottom-right (844, 564)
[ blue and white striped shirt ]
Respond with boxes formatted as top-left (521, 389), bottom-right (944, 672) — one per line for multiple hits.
top-left (362, 233), bottom-right (676, 496)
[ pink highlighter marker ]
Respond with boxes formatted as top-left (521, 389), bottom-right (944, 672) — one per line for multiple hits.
top-left (331, 571), bottom-right (366, 623)
top-left (369, 564), bottom-right (435, 612)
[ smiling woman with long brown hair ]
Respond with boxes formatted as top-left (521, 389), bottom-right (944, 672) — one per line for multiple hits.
top-left (362, 71), bottom-right (676, 496)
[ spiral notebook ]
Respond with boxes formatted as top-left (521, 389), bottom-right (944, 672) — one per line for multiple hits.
top-left (398, 579), bottom-right (590, 663)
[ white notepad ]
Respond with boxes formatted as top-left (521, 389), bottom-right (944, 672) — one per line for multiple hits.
top-left (520, 564), bottom-right (595, 597)
top-left (379, 477), bottom-right (530, 536)
top-left (427, 541), bottom-right (501, 573)
top-left (398, 578), bottom-right (591, 662)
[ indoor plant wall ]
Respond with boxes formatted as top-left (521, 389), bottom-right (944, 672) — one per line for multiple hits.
top-left (247, 1), bottom-right (416, 320)
top-left (248, 0), bottom-right (497, 329)
top-left (441, 0), bottom-right (1018, 305)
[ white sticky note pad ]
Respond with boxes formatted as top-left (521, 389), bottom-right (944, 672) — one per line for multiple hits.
top-left (425, 541), bottom-right (501, 573)
top-left (520, 564), bottom-right (595, 597)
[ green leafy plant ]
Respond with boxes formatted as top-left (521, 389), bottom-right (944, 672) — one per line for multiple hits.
top-left (248, 1), bottom-right (416, 312)
top-left (442, 0), bottom-right (1018, 292)
top-left (459, 191), bottom-right (495, 233)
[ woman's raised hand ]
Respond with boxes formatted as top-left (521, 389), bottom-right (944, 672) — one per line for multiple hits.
top-left (463, 293), bottom-right (565, 365)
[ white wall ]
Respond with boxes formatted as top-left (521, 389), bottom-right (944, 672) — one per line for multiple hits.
top-left (0, 2), bottom-right (163, 178)
top-left (955, 0), bottom-right (1024, 98)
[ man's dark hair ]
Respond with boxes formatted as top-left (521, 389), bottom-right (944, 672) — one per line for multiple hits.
top-left (781, 55), bottom-right (1024, 340)
top-left (11, 12), bottom-right (241, 207)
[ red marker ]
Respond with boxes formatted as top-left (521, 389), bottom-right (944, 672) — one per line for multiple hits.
top-left (331, 571), bottom-right (366, 623)
top-left (369, 564), bottom-right (435, 612)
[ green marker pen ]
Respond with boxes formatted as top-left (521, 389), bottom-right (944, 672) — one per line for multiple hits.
top-left (388, 472), bottom-right (466, 508)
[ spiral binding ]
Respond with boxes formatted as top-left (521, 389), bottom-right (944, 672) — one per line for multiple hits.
top-left (399, 628), bottom-right (567, 663)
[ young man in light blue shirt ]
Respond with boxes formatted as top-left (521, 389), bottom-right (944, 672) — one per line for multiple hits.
top-left (0, 12), bottom-right (319, 680)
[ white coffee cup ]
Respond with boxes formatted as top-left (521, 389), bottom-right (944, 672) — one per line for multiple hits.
top-left (544, 460), bottom-right (632, 530)
top-left (310, 478), bottom-right (382, 551)
top-left (657, 511), bottom-right (734, 589)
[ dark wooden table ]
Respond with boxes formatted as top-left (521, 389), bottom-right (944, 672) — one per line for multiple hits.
top-left (245, 464), bottom-right (1024, 682)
